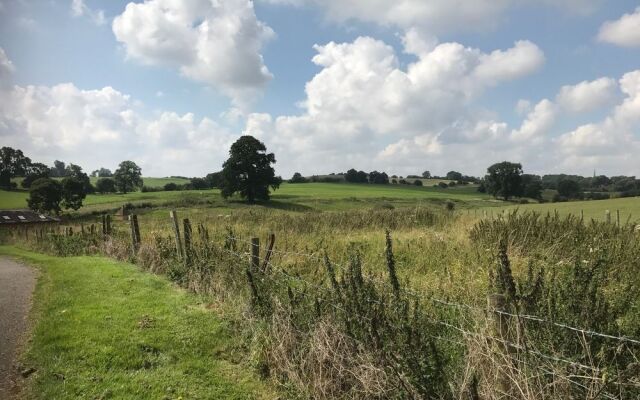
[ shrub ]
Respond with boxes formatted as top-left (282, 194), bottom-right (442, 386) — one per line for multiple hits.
top-left (437, 182), bottom-right (448, 189)
top-left (444, 200), bottom-right (455, 211)
top-left (95, 177), bottom-right (116, 194)
top-left (413, 180), bottom-right (423, 186)
top-left (164, 182), bottom-right (179, 191)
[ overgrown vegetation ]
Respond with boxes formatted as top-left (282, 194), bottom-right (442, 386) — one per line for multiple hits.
top-left (4, 206), bottom-right (640, 399)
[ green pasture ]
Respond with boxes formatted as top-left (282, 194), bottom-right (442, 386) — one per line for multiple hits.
top-left (0, 182), bottom-right (495, 212)
top-left (496, 197), bottom-right (640, 223)
top-left (0, 246), bottom-right (275, 399)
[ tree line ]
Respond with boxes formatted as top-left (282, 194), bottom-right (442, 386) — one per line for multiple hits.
top-left (3, 137), bottom-right (639, 213)
top-left (0, 146), bottom-right (144, 214)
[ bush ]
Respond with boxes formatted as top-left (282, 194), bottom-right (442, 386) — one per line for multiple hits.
top-left (437, 182), bottom-right (448, 189)
top-left (444, 200), bottom-right (455, 211)
top-left (190, 177), bottom-right (209, 190)
top-left (289, 172), bottom-right (308, 183)
top-left (141, 185), bottom-right (162, 193)
top-left (413, 180), bottom-right (423, 186)
top-left (552, 194), bottom-right (568, 202)
top-left (95, 178), bottom-right (116, 194)
top-left (164, 182), bottom-right (179, 191)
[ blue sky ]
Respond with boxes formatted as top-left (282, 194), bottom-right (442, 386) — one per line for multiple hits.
top-left (1, 0), bottom-right (639, 177)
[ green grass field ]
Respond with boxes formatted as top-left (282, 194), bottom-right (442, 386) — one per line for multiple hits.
top-left (496, 197), bottom-right (640, 223)
top-left (0, 246), bottom-right (275, 400)
top-left (3, 181), bottom-right (638, 221)
top-left (0, 182), bottom-right (494, 212)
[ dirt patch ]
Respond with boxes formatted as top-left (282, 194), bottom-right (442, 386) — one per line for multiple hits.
top-left (0, 257), bottom-right (36, 399)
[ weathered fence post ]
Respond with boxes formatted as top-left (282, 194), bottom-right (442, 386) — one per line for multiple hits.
top-left (616, 209), bottom-right (620, 227)
top-left (261, 233), bottom-right (275, 272)
top-left (580, 209), bottom-right (584, 222)
top-left (105, 214), bottom-right (112, 235)
top-left (133, 215), bottom-right (140, 247)
top-left (169, 210), bottom-right (183, 259)
top-left (489, 293), bottom-right (514, 396)
top-left (605, 210), bottom-right (611, 224)
top-left (251, 237), bottom-right (260, 271)
top-left (128, 215), bottom-right (139, 255)
top-left (183, 218), bottom-right (192, 265)
top-left (101, 214), bottom-right (106, 235)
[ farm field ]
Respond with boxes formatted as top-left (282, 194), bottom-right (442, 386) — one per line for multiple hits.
top-left (0, 182), bottom-right (496, 212)
top-left (496, 196), bottom-right (640, 223)
top-left (0, 246), bottom-right (275, 399)
top-left (3, 190), bottom-right (640, 398)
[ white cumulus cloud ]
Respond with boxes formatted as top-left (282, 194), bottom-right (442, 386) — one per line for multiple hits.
top-left (556, 77), bottom-right (618, 113)
top-left (0, 82), bottom-right (238, 176)
top-left (511, 99), bottom-right (557, 142)
top-left (113, 0), bottom-right (274, 108)
top-left (244, 36), bottom-right (544, 176)
top-left (71, 0), bottom-right (106, 26)
top-left (598, 7), bottom-right (640, 47)
top-left (0, 47), bottom-right (15, 84)
top-left (555, 70), bottom-right (640, 173)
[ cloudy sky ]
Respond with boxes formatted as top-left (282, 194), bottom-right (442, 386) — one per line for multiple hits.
top-left (1, 0), bottom-right (639, 178)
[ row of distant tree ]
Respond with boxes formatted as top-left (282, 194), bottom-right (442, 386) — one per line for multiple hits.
top-left (0, 146), bottom-right (145, 214)
top-left (4, 138), bottom-right (640, 214)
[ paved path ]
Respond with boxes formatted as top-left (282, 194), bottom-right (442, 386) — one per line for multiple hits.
top-left (0, 257), bottom-right (36, 399)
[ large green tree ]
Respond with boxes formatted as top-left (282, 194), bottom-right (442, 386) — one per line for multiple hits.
top-left (521, 174), bottom-right (543, 200)
top-left (50, 160), bottom-right (67, 177)
top-left (21, 162), bottom-right (51, 189)
top-left (114, 161), bottom-right (143, 193)
top-left (61, 177), bottom-right (87, 210)
top-left (95, 177), bottom-right (116, 194)
top-left (0, 147), bottom-right (31, 188)
top-left (65, 163), bottom-right (93, 194)
top-left (220, 136), bottom-right (281, 202)
top-left (557, 179), bottom-right (581, 199)
top-left (485, 161), bottom-right (524, 200)
top-left (28, 178), bottom-right (62, 214)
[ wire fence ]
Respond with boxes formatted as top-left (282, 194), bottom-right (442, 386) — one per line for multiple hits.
top-left (218, 242), bottom-right (640, 394)
top-left (227, 235), bottom-right (640, 346)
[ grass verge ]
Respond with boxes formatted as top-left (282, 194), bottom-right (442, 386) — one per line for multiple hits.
top-left (0, 245), bottom-right (274, 400)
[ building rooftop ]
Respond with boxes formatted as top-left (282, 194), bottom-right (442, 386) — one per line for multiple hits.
top-left (0, 210), bottom-right (60, 225)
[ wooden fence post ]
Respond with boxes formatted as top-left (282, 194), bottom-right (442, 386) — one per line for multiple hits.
top-left (101, 214), bottom-right (107, 235)
top-left (251, 237), bottom-right (260, 271)
top-left (616, 210), bottom-right (620, 227)
top-left (128, 215), bottom-right (139, 255)
top-left (105, 214), bottom-right (112, 235)
top-left (169, 210), bottom-right (183, 259)
top-left (133, 215), bottom-right (140, 247)
top-left (605, 210), bottom-right (611, 224)
top-left (580, 209), bottom-right (584, 222)
top-left (183, 218), bottom-right (192, 265)
top-left (261, 233), bottom-right (275, 272)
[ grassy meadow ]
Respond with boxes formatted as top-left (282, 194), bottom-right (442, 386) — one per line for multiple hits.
top-left (0, 245), bottom-right (275, 400)
top-left (2, 180), bottom-right (640, 399)
top-left (496, 196), bottom-right (640, 223)
top-left (0, 182), bottom-right (495, 212)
